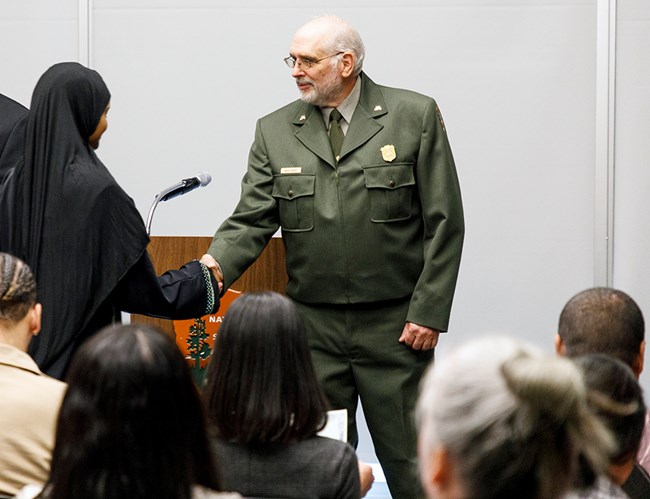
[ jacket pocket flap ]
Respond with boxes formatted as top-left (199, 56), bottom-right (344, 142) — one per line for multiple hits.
top-left (272, 174), bottom-right (315, 201)
top-left (363, 163), bottom-right (415, 190)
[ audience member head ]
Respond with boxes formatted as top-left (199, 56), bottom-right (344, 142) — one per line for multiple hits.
top-left (0, 252), bottom-right (41, 351)
top-left (45, 324), bottom-right (220, 499)
top-left (204, 291), bottom-right (328, 445)
top-left (557, 287), bottom-right (645, 376)
top-left (574, 354), bottom-right (646, 485)
top-left (416, 336), bottom-right (614, 499)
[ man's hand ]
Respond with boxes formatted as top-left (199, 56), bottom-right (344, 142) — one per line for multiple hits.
top-left (200, 253), bottom-right (224, 293)
top-left (398, 322), bottom-right (440, 351)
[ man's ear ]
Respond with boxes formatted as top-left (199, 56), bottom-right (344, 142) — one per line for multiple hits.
top-left (339, 52), bottom-right (356, 78)
top-left (555, 333), bottom-right (566, 356)
top-left (423, 445), bottom-right (455, 498)
top-left (30, 303), bottom-right (42, 336)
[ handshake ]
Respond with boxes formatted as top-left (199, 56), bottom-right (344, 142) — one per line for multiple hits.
top-left (200, 254), bottom-right (224, 294)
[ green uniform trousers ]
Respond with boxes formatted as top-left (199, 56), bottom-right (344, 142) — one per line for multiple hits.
top-left (293, 297), bottom-right (434, 499)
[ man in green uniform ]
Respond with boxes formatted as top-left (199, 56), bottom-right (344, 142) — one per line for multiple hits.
top-left (202, 15), bottom-right (464, 498)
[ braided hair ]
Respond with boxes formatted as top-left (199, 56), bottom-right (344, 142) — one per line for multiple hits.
top-left (0, 252), bottom-right (36, 322)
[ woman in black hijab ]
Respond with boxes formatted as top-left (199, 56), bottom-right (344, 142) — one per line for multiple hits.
top-left (4, 62), bottom-right (218, 379)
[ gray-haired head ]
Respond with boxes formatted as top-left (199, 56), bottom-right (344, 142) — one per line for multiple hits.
top-left (297, 15), bottom-right (365, 76)
top-left (416, 335), bottom-right (614, 499)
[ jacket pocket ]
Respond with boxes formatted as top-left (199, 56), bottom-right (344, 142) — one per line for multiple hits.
top-left (272, 174), bottom-right (315, 232)
top-left (363, 163), bottom-right (415, 222)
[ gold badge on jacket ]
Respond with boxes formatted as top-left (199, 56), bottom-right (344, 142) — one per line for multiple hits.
top-left (380, 144), bottom-right (396, 162)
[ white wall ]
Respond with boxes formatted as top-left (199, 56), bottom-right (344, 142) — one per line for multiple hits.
top-left (0, 0), bottom-right (79, 106)
top-left (2, 0), bottom-right (649, 475)
top-left (612, 0), bottom-right (650, 396)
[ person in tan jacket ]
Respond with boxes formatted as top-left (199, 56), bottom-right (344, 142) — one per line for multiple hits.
top-left (0, 252), bottom-right (66, 496)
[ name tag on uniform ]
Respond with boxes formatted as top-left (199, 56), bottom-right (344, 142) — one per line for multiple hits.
top-left (281, 167), bottom-right (302, 174)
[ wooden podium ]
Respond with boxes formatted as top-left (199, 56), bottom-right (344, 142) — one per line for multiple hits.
top-left (131, 236), bottom-right (287, 338)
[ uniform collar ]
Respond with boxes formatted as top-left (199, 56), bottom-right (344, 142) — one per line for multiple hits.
top-left (320, 76), bottom-right (362, 126)
top-left (291, 73), bottom-right (387, 167)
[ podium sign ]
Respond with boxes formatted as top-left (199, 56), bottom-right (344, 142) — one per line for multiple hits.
top-left (173, 288), bottom-right (242, 385)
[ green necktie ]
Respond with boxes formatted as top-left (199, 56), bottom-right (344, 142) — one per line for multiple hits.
top-left (329, 109), bottom-right (344, 163)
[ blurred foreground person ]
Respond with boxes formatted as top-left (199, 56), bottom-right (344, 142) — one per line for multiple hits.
top-left (16, 324), bottom-right (240, 499)
top-left (568, 354), bottom-right (650, 499)
top-left (416, 336), bottom-right (614, 499)
top-left (204, 292), bottom-right (369, 498)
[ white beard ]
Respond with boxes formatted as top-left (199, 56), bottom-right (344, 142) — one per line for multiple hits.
top-left (297, 67), bottom-right (343, 107)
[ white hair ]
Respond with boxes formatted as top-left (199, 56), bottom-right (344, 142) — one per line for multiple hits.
top-left (416, 335), bottom-right (615, 499)
top-left (301, 15), bottom-right (365, 76)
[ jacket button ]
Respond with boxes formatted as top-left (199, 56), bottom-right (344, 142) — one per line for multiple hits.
top-left (288, 189), bottom-right (294, 197)
top-left (388, 179), bottom-right (395, 188)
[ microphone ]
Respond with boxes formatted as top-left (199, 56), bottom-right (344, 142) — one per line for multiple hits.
top-left (158, 172), bottom-right (212, 202)
top-left (145, 172), bottom-right (212, 235)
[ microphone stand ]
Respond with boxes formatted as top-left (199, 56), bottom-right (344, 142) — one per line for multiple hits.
top-left (145, 174), bottom-right (211, 235)
top-left (146, 179), bottom-right (188, 235)
top-left (145, 193), bottom-right (163, 236)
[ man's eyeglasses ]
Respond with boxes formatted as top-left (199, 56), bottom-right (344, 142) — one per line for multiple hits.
top-left (283, 52), bottom-right (344, 70)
